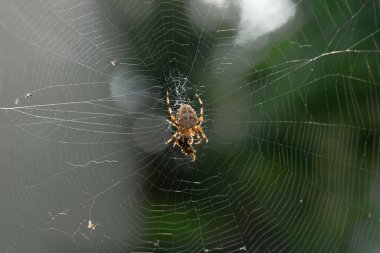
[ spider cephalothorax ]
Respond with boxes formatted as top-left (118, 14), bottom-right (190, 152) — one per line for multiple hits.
top-left (166, 91), bottom-right (208, 161)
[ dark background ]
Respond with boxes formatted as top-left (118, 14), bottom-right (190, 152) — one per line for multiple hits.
top-left (0, 0), bottom-right (379, 252)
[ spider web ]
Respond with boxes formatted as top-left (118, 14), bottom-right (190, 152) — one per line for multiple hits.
top-left (0, 0), bottom-right (379, 252)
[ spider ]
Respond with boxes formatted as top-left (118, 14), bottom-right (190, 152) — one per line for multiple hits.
top-left (166, 91), bottom-right (208, 161)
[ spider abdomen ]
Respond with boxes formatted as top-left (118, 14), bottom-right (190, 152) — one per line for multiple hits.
top-left (177, 104), bottom-right (197, 128)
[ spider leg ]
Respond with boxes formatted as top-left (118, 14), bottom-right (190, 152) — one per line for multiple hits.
top-left (195, 133), bottom-right (202, 145)
top-left (191, 153), bottom-right (196, 162)
top-left (195, 125), bottom-right (208, 143)
top-left (173, 138), bottom-right (179, 148)
top-left (166, 132), bottom-right (178, 145)
top-left (188, 136), bottom-right (194, 145)
top-left (196, 94), bottom-right (204, 124)
top-left (187, 144), bottom-right (197, 161)
top-left (167, 91), bottom-right (179, 125)
top-left (166, 119), bottom-right (177, 128)
top-left (177, 143), bottom-right (188, 156)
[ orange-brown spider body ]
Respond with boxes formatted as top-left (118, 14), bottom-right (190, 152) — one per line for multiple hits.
top-left (166, 91), bottom-right (208, 161)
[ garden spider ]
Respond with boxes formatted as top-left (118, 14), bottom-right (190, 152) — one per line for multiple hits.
top-left (166, 91), bottom-right (208, 161)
